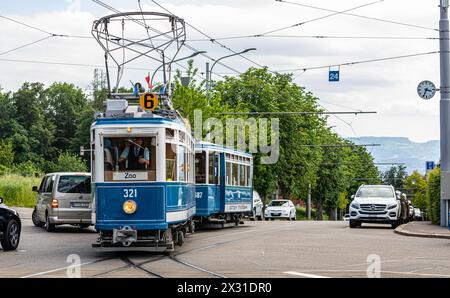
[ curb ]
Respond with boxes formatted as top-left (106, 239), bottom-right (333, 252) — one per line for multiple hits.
top-left (394, 223), bottom-right (450, 240)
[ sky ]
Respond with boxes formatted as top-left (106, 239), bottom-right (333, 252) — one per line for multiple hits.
top-left (0, 0), bottom-right (443, 142)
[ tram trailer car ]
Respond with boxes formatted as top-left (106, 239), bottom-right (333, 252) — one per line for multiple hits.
top-left (194, 142), bottom-right (253, 227)
top-left (91, 100), bottom-right (196, 251)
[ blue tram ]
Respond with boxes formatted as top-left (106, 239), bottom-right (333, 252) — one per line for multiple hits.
top-left (194, 142), bottom-right (253, 227)
top-left (91, 100), bottom-right (195, 251)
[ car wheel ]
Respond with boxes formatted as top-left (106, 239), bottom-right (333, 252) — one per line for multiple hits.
top-left (292, 213), bottom-right (296, 221)
top-left (32, 208), bottom-right (45, 227)
top-left (257, 215), bottom-right (263, 221)
top-left (349, 220), bottom-right (358, 229)
top-left (1, 219), bottom-right (20, 251)
top-left (45, 214), bottom-right (56, 232)
top-left (391, 220), bottom-right (399, 229)
top-left (79, 224), bottom-right (90, 229)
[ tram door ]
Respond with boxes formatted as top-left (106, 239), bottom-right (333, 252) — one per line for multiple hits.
top-left (219, 152), bottom-right (226, 213)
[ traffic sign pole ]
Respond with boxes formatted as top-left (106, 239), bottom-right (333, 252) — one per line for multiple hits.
top-left (439, 0), bottom-right (450, 227)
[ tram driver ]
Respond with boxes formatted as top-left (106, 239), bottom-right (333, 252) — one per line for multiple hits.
top-left (119, 137), bottom-right (151, 170)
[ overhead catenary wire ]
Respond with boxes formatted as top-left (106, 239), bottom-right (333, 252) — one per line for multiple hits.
top-left (222, 111), bottom-right (377, 116)
top-left (0, 35), bottom-right (54, 56)
top-left (276, 51), bottom-right (441, 73)
top-left (260, 0), bottom-right (383, 36)
top-left (0, 57), bottom-right (238, 77)
top-left (150, 0), bottom-right (268, 71)
top-left (275, 0), bottom-right (439, 32)
top-left (184, 34), bottom-right (440, 42)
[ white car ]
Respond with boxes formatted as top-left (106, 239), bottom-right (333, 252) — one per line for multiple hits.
top-left (414, 208), bottom-right (422, 221)
top-left (349, 185), bottom-right (401, 229)
top-left (250, 191), bottom-right (264, 221)
top-left (264, 200), bottom-right (296, 221)
top-left (343, 214), bottom-right (350, 222)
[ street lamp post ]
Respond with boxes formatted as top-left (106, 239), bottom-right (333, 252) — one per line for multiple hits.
top-left (440, 0), bottom-right (450, 227)
top-left (150, 51), bottom-right (207, 87)
top-left (207, 48), bottom-right (257, 90)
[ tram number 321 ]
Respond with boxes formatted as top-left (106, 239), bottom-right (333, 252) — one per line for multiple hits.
top-left (124, 189), bottom-right (137, 198)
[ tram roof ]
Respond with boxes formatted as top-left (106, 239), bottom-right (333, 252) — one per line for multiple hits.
top-left (94, 117), bottom-right (176, 125)
top-left (195, 142), bottom-right (253, 158)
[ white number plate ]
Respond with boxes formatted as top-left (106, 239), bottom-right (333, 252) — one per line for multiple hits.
top-left (113, 172), bottom-right (147, 181)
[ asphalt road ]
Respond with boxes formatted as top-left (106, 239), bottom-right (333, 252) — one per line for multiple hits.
top-left (1, 208), bottom-right (450, 278)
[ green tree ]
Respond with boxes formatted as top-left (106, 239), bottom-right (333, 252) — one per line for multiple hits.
top-left (427, 167), bottom-right (441, 225)
top-left (382, 165), bottom-right (407, 189)
top-left (46, 82), bottom-right (88, 153)
top-left (0, 140), bottom-right (14, 168)
top-left (404, 171), bottom-right (427, 211)
top-left (12, 82), bottom-right (56, 163)
top-left (215, 68), bottom-right (326, 201)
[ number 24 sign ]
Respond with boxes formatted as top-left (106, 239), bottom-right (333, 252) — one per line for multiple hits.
top-left (329, 70), bottom-right (340, 82)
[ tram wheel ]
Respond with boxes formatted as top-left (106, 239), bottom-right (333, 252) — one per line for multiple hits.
top-left (177, 231), bottom-right (184, 246)
top-left (188, 221), bottom-right (195, 234)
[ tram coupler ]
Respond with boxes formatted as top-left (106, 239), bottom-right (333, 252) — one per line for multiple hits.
top-left (113, 226), bottom-right (137, 245)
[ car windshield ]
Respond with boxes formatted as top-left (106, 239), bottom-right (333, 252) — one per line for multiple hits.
top-left (269, 200), bottom-right (289, 207)
top-left (57, 176), bottom-right (91, 194)
top-left (356, 187), bottom-right (394, 198)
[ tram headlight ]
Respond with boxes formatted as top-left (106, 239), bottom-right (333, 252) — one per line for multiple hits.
top-left (123, 200), bottom-right (137, 214)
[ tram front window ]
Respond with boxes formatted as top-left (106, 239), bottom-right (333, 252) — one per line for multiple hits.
top-left (103, 137), bottom-right (156, 182)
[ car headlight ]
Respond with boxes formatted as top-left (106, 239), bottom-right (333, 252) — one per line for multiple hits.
top-left (388, 203), bottom-right (398, 210)
top-left (123, 200), bottom-right (137, 214)
top-left (350, 202), bottom-right (360, 209)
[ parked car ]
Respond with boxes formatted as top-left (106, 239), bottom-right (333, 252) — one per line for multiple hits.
top-left (250, 191), bottom-right (264, 221)
top-left (349, 185), bottom-right (401, 229)
top-left (32, 173), bottom-right (93, 232)
top-left (343, 214), bottom-right (350, 222)
top-left (409, 205), bottom-right (415, 221)
top-left (414, 208), bottom-right (422, 221)
top-left (264, 199), bottom-right (296, 221)
top-left (0, 197), bottom-right (21, 251)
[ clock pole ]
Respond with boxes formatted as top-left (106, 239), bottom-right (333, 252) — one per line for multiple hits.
top-left (439, 0), bottom-right (450, 227)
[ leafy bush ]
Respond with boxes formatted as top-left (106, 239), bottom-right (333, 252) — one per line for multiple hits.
top-left (0, 140), bottom-right (14, 167)
top-left (49, 152), bottom-right (88, 173)
top-left (0, 175), bottom-right (40, 207)
top-left (427, 168), bottom-right (441, 225)
top-left (13, 161), bottom-right (42, 177)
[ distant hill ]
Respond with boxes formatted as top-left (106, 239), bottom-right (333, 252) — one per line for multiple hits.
top-left (348, 137), bottom-right (440, 174)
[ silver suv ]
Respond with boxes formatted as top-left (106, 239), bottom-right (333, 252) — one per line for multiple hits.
top-left (32, 173), bottom-right (93, 232)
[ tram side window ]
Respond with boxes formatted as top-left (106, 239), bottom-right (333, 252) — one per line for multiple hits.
top-left (239, 164), bottom-right (246, 186)
top-left (103, 137), bottom-right (156, 182)
top-left (178, 146), bottom-right (186, 182)
top-left (195, 152), bottom-right (206, 184)
top-left (166, 143), bottom-right (177, 182)
top-left (232, 163), bottom-right (239, 186)
top-left (226, 162), bottom-right (232, 186)
top-left (209, 152), bottom-right (219, 185)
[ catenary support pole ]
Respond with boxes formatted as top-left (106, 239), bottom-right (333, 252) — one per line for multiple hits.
top-left (439, 0), bottom-right (450, 227)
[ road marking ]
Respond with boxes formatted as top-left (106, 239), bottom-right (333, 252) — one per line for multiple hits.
top-left (21, 261), bottom-right (95, 278)
top-left (284, 271), bottom-right (330, 278)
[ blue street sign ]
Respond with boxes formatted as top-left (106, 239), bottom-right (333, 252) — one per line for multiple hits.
top-left (426, 161), bottom-right (435, 171)
top-left (329, 70), bottom-right (340, 82)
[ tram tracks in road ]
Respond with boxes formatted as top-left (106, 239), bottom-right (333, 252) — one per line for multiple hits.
top-left (88, 224), bottom-right (299, 278)
top-left (21, 223), bottom-right (300, 278)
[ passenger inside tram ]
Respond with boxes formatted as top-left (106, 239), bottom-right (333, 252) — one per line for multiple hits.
top-left (103, 137), bottom-right (156, 182)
